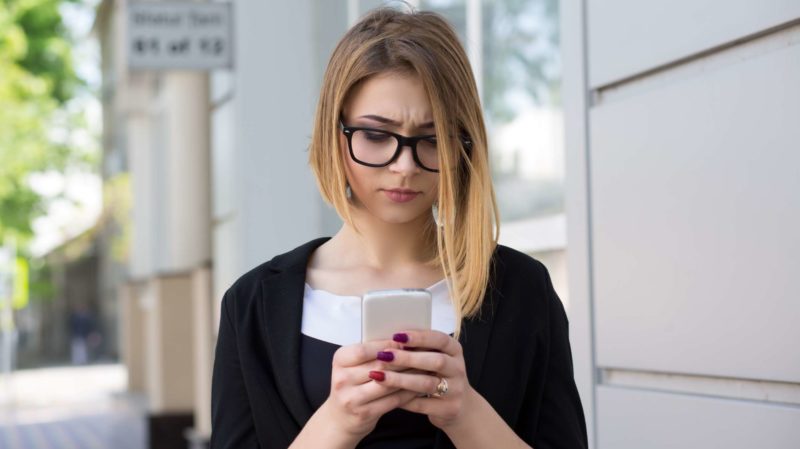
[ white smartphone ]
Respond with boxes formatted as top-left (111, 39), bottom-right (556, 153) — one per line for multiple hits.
top-left (361, 289), bottom-right (432, 342)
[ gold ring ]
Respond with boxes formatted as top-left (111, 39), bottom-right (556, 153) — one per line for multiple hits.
top-left (432, 377), bottom-right (448, 397)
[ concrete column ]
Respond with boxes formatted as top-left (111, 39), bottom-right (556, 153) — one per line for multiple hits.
top-left (161, 72), bottom-right (211, 272)
top-left (145, 71), bottom-right (211, 449)
top-left (127, 111), bottom-right (156, 279)
top-left (188, 267), bottom-right (214, 445)
top-left (119, 282), bottom-right (146, 393)
top-left (142, 274), bottom-right (196, 412)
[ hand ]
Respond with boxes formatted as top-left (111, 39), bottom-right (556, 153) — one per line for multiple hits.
top-left (369, 330), bottom-right (474, 430)
top-left (321, 339), bottom-right (421, 440)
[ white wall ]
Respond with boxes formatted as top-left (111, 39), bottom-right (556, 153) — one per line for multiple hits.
top-left (564, 1), bottom-right (800, 447)
top-left (210, 0), bottom-right (348, 318)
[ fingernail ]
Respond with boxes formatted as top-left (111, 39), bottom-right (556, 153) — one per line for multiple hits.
top-left (377, 351), bottom-right (394, 362)
top-left (369, 370), bottom-right (386, 382)
top-left (393, 333), bottom-right (409, 343)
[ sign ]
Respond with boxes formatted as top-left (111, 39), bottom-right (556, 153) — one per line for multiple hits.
top-left (127, 2), bottom-right (232, 70)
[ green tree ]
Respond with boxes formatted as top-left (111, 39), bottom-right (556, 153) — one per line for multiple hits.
top-left (0, 0), bottom-right (91, 246)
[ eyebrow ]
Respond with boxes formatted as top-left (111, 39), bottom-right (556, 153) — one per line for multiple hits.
top-left (357, 114), bottom-right (435, 129)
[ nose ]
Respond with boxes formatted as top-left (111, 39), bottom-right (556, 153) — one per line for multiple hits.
top-left (388, 144), bottom-right (420, 174)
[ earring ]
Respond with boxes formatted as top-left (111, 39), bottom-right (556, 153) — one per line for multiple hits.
top-left (432, 202), bottom-right (443, 227)
top-left (345, 183), bottom-right (352, 200)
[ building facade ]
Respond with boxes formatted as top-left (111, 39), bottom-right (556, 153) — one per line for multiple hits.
top-left (563, 1), bottom-right (800, 447)
top-left (96, 0), bottom-right (799, 448)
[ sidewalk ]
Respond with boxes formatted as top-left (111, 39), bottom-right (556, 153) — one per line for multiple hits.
top-left (0, 364), bottom-right (146, 449)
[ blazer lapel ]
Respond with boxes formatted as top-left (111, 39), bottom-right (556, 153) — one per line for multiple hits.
top-left (259, 238), bottom-right (330, 427)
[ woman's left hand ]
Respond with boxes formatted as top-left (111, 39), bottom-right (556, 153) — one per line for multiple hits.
top-left (369, 329), bottom-right (476, 430)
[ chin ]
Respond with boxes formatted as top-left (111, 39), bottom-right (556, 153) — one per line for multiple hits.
top-left (374, 207), bottom-right (430, 225)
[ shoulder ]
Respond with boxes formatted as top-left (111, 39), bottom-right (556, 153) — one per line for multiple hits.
top-left (492, 244), bottom-right (552, 289)
top-left (221, 237), bottom-right (331, 312)
top-left (490, 244), bottom-right (560, 322)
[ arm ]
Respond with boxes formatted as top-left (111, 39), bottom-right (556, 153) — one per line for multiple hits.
top-left (210, 289), bottom-right (416, 449)
top-left (383, 331), bottom-right (531, 448)
top-left (289, 340), bottom-right (420, 449)
top-left (389, 265), bottom-right (587, 449)
top-left (287, 401), bottom-right (362, 449)
top-left (210, 291), bottom-right (260, 449)
top-left (440, 388), bottom-right (532, 449)
top-left (444, 267), bottom-right (588, 449)
top-left (519, 267), bottom-right (588, 449)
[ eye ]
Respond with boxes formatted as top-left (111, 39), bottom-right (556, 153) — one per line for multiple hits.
top-left (364, 130), bottom-right (391, 142)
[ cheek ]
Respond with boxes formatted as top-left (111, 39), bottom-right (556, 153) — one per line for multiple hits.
top-left (343, 155), bottom-right (374, 193)
top-left (426, 175), bottom-right (440, 199)
top-left (340, 135), bottom-right (357, 183)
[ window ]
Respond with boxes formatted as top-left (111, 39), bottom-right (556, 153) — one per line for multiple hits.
top-left (357, 0), bottom-right (566, 251)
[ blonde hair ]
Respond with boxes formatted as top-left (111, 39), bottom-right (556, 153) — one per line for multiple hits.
top-left (308, 6), bottom-right (500, 337)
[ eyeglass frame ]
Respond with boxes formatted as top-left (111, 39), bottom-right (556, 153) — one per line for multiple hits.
top-left (339, 120), bottom-right (473, 173)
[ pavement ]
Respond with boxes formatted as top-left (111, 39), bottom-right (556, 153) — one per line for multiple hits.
top-left (0, 364), bottom-right (146, 449)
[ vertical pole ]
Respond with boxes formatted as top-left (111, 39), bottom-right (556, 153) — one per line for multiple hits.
top-left (0, 237), bottom-right (17, 405)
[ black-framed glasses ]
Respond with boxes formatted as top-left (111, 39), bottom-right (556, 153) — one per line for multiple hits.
top-left (339, 121), bottom-right (473, 173)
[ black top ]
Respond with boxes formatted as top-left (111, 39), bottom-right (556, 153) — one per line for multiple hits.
top-left (210, 237), bottom-right (588, 449)
top-left (300, 334), bottom-right (437, 448)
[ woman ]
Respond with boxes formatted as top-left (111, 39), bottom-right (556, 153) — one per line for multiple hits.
top-left (211, 6), bottom-right (587, 449)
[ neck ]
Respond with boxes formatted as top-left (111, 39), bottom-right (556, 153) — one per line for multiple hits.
top-left (332, 207), bottom-right (436, 270)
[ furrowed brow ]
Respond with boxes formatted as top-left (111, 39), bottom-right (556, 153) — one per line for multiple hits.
top-left (358, 114), bottom-right (435, 129)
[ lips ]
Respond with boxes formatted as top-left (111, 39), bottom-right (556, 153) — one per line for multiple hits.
top-left (382, 188), bottom-right (420, 203)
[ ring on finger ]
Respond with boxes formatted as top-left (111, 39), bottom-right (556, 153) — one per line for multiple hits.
top-left (432, 377), bottom-right (448, 397)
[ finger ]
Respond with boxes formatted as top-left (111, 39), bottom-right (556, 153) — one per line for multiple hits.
top-left (333, 339), bottom-right (403, 367)
top-left (343, 370), bottom-right (424, 408)
top-left (331, 359), bottom-right (388, 390)
top-left (400, 396), bottom-right (439, 415)
top-left (378, 349), bottom-right (456, 377)
top-left (359, 389), bottom-right (420, 418)
top-left (333, 372), bottom-right (397, 407)
top-left (378, 370), bottom-right (442, 396)
top-left (394, 330), bottom-right (461, 357)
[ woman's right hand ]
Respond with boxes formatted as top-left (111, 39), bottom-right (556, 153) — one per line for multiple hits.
top-left (321, 338), bottom-right (420, 439)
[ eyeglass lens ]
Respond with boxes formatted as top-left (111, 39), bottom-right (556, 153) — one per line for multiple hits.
top-left (351, 129), bottom-right (438, 170)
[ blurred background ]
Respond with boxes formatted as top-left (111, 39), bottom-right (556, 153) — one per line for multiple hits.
top-left (0, 0), bottom-right (797, 448)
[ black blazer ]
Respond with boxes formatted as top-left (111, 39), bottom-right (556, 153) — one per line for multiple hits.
top-left (210, 237), bottom-right (587, 449)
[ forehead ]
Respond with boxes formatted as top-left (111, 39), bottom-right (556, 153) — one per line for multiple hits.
top-left (344, 72), bottom-right (433, 124)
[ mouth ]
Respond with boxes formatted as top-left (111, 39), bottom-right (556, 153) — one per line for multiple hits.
top-left (381, 188), bottom-right (421, 203)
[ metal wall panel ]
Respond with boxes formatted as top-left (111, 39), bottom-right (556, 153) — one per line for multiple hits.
top-left (590, 38), bottom-right (800, 383)
top-left (597, 386), bottom-right (800, 449)
top-left (587, 0), bottom-right (800, 87)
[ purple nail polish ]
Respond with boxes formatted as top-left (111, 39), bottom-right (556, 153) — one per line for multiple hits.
top-left (377, 351), bottom-right (394, 362)
top-left (393, 333), bottom-right (409, 343)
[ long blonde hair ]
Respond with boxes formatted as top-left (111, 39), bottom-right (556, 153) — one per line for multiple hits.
top-left (308, 6), bottom-right (500, 336)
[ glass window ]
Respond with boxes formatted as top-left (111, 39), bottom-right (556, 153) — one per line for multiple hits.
top-left (481, 0), bottom-right (562, 222)
top-left (426, 0), bottom-right (564, 224)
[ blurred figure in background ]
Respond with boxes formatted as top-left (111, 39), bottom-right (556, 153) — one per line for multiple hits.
top-left (69, 303), bottom-right (100, 365)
